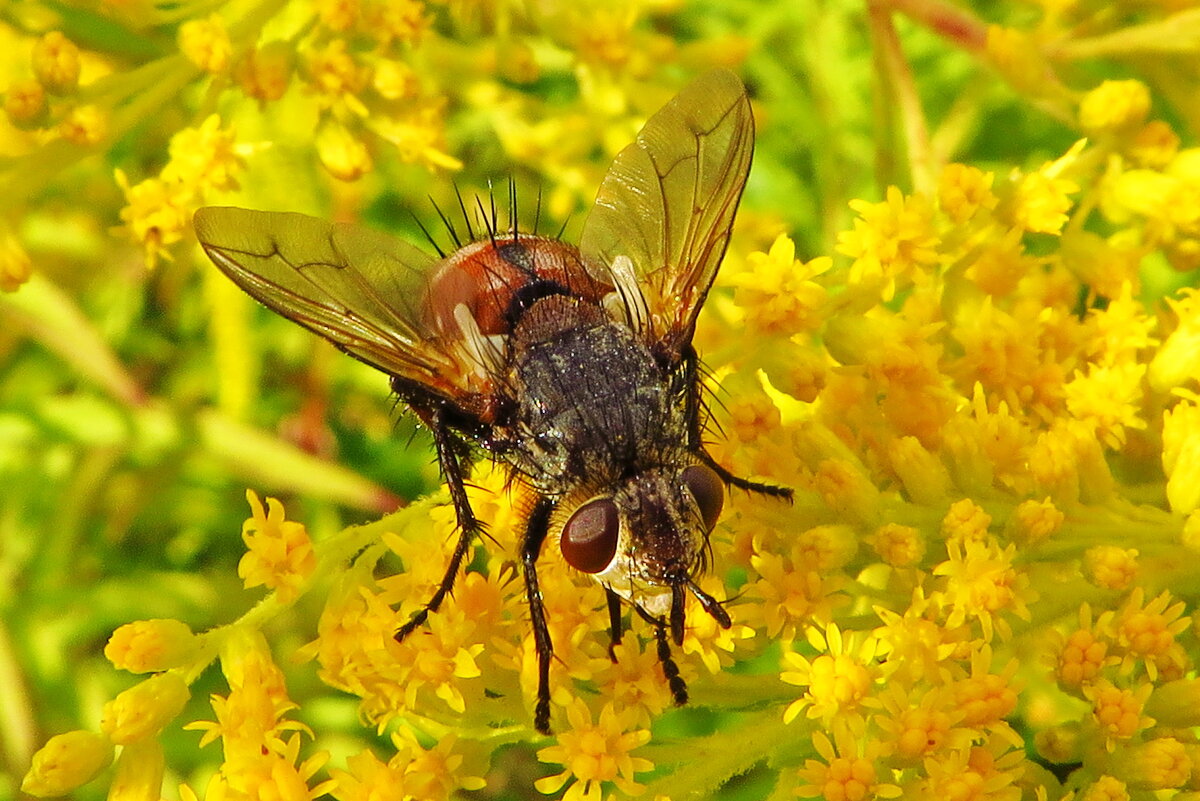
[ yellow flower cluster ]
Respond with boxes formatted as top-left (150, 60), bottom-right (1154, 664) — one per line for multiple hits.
top-left (11, 1), bottom-right (1200, 800)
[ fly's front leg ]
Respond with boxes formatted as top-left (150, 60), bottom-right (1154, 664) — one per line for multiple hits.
top-left (395, 405), bottom-right (484, 641)
top-left (604, 587), bottom-right (623, 661)
top-left (681, 347), bottom-right (794, 501)
top-left (635, 605), bottom-right (688, 706)
top-left (522, 497), bottom-right (555, 735)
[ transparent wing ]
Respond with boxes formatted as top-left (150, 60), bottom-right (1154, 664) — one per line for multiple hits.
top-left (579, 69), bottom-right (754, 356)
top-left (194, 207), bottom-right (465, 397)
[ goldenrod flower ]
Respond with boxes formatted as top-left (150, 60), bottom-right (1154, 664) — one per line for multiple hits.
top-left (535, 700), bottom-right (653, 800)
top-left (238, 490), bottom-right (317, 603)
top-left (99, 672), bottom-right (190, 744)
top-left (105, 619), bottom-right (198, 673)
top-left (22, 731), bottom-right (114, 797)
top-left (14, 3), bottom-right (1200, 800)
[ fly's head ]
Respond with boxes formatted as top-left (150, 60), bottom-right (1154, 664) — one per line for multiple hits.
top-left (552, 462), bottom-right (731, 644)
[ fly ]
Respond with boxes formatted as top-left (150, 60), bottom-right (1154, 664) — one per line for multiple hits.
top-left (194, 69), bottom-right (791, 734)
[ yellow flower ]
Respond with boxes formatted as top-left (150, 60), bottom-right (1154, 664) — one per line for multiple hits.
top-left (115, 169), bottom-right (193, 269)
top-left (795, 722), bottom-right (902, 800)
top-left (238, 490), bottom-right (317, 603)
top-left (58, 104), bottom-right (107, 146)
top-left (782, 623), bottom-right (881, 726)
top-left (32, 31), bottom-right (81, 95)
top-left (1079, 80), bottom-right (1151, 136)
top-left (161, 114), bottom-right (244, 195)
top-left (99, 673), bottom-right (191, 744)
top-left (105, 619), bottom-right (198, 673)
top-left (535, 700), bottom-right (653, 800)
top-left (837, 186), bottom-right (940, 300)
top-left (4, 79), bottom-right (48, 129)
top-left (22, 731), bottom-right (114, 797)
top-left (179, 14), bottom-right (232, 74)
top-left (730, 234), bottom-right (831, 335)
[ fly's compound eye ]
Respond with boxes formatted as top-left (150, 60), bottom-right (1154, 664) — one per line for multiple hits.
top-left (561, 498), bottom-right (620, 573)
top-left (682, 464), bottom-right (725, 531)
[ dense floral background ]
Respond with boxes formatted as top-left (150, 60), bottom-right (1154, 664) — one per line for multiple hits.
top-left (4, 1), bottom-right (1200, 800)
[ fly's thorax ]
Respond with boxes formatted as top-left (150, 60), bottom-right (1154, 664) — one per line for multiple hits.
top-left (495, 294), bottom-right (691, 494)
top-left (548, 463), bottom-right (726, 602)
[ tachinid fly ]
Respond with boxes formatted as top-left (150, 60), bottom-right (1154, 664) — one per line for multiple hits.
top-left (194, 69), bottom-right (790, 734)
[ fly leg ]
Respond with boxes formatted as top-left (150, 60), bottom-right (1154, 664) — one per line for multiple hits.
top-left (522, 497), bottom-right (556, 735)
top-left (681, 347), bottom-right (794, 501)
top-left (394, 406), bottom-right (484, 641)
top-left (604, 587), bottom-right (623, 661)
top-left (635, 606), bottom-right (688, 706)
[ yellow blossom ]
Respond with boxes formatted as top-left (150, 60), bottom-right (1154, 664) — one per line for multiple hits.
top-left (535, 701), bottom-right (653, 800)
top-left (99, 672), bottom-right (191, 744)
top-left (1084, 679), bottom-right (1153, 745)
top-left (782, 624), bottom-right (881, 726)
top-left (1012, 168), bottom-right (1078, 234)
top-left (22, 730), bottom-right (114, 797)
top-left (234, 42), bottom-right (294, 102)
top-left (1082, 545), bottom-right (1138, 591)
top-left (179, 14), bottom-right (232, 74)
top-left (1111, 737), bottom-right (1192, 790)
top-left (1162, 399), bottom-right (1200, 514)
top-left (161, 115), bottom-right (244, 194)
top-left (108, 739), bottom-right (165, 801)
top-left (105, 619), bottom-right (198, 673)
top-left (938, 163), bottom-right (997, 224)
top-left (4, 79), bottom-right (47, 129)
top-left (115, 169), bottom-right (193, 269)
top-left (1079, 80), bottom-right (1151, 136)
top-left (58, 104), bottom-right (107, 146)
top-left (315, 120), bottom-right (373, 182)
top-left (796, 723), bottom-right (903, 800)
top-left (238, 490), bottom-right (317, 603)
top-left (1008, 498), bottom-right (1063, 544)
top-left (837, 186), bottom-right (940, 300)
top-left (730, 234), bottom-right (831, 335)
top-left (32, 31), bottom-right (81, 95)
top-left (870, 523), bottom-right (925, 568)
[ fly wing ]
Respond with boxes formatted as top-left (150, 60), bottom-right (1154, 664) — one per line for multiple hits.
top-left (194, 207), bottom-right (468, 399)
top-left (579, 69), bottom-right (754, 358)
